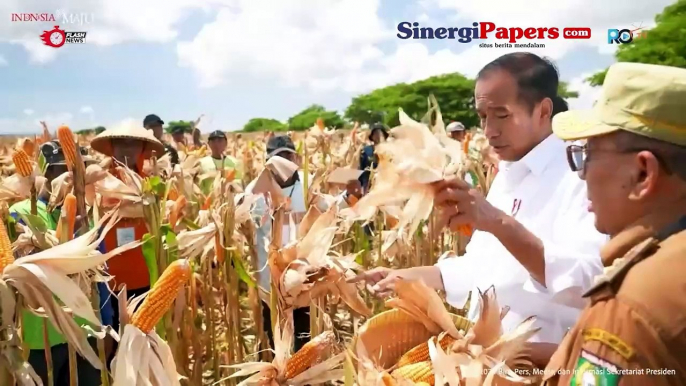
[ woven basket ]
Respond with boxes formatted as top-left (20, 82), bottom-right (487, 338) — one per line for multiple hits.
top-left (354, 309), bottom-right (473, 370)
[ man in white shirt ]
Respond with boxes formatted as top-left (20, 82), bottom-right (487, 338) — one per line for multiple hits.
top-left (351, 52), bottom-right (607, 366)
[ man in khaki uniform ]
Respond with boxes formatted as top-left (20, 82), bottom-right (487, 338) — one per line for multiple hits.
top-left (542, 62), bottom-right (686, 385)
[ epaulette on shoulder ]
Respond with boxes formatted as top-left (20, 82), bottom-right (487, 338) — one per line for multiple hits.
top-left (583, 237), bottom-right (660, 300)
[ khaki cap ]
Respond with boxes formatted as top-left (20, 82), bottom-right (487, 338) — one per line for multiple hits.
top-left (553, 62), bottom-right (686, 146)
top-left (91, 124), bottom-right (165, 158)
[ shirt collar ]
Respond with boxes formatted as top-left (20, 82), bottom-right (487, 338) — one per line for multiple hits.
top-left (600, 206), bottom-right (686, 266)
top-left (499, 134), bottom-right (565, 177)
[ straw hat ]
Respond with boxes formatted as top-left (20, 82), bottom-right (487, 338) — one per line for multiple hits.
top-left (91, 124), bottom-right (165, 158)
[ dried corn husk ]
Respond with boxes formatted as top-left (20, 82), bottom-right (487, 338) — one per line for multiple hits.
top-left (4, 209), bottom-right (142, 370)
top-left (354, 279), bottom-right (541, 385)
top-left (111, 295), bottom-right (182, 386)
top-left (340, 104), bottom-right (466, 252)
top-left (223, 318), bottom-right (345, 386)
top-left (269, 204), bottom-right (370, 317)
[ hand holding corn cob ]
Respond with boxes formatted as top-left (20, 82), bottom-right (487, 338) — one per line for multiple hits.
top-left (431, 177), bottom-right (501, 236)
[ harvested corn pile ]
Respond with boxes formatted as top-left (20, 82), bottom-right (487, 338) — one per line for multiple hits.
top-left (354, 280), bottom-right (541, 386)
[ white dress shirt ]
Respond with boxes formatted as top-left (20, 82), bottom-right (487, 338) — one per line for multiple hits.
top-left (436, 134), bottom-right (608, 344)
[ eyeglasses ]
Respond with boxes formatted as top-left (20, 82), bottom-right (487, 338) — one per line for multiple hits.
top-left (566, 144), bottom-right (672, 174)
top-left (565, 145), bottom-right (587, 172)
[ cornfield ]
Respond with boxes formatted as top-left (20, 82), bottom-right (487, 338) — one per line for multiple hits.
top-left (0, 98), bottom-right (542, 386)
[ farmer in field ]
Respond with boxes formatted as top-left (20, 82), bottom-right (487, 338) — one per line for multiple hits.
top-left (247, 135), bottom-right (359, 356)
top-left (358, 123), bottom-right (388, 193)
top-left (170, 125), bottom-right (187, 151)
top-left (91, 125), bottom-right (166, 336)
top-left (542, 63), bottom-right (686, 385)
top-left (352, 52), bottom-right (607, 366)
top-left (192, 127), bottom-right (205, 150)
top-left (199, 130), bottom-right (242, 194)
top-left (10, 141), bottom-right (91, 227)
top-left (246, 135), bottom-right (311, 354)
top-left (446, 121), bottom-right (468, 142)
top-left (143, 113), bottom-right (180, 165)
top-left (10, 141), bottom-right (112, 385)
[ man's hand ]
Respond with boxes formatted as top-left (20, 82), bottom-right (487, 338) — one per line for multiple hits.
top-left (348, 267), bottom-right (440, 298)
top-left (431, 177), bottom-right (504, 233)
top-left (347, 267), bottom-right (394, 297)
top-left (85, 164), bottom-right (108, 185)
top-left (528, 342), bottom-right (558, 369)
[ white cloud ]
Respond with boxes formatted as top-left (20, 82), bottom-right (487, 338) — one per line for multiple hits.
top-left (567, 70), bottom-right (604, 110)
top-left (177, 0), bottom-right (389, 89)
top-left (23, 109), bottom-right (35, 116)
top-left (176, 0), bottom-right (672, 95)
top-left (0, 0), bottom-right (232, 62)
top-left (11, 39), bottom-right (59, 64)
top-left (80, 105), bottom-right (94, 114)
top-left (107, 117), bottom-right (140, 132)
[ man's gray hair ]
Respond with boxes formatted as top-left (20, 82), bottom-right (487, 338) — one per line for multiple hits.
top-left (615, 131), bottom-right (686, 181)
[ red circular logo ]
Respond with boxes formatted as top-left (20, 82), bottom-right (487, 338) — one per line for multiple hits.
top-left (40, 26), bottom-right (66, 48)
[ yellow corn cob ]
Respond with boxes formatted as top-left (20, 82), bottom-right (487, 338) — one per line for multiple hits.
top-left (391, 362), bottom-right (434, 385)
top-left (130, 259), bottom-right (191, 334)
top-left (0, 220), bottom-right (15, 274)
top-left (56, 125), bottom-right (77, 170)
top-left (56, 193), bottom-right (77, 241)
top-left (12, 149), bottom-right (33, 177)
top-left (21, 138), bottom-right (36, 158)
top-left (283, 331), bottom-right (336, 380)
top-left (397, 335), bottom-right (456, 368)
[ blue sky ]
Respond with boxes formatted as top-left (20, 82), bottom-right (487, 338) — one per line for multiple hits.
top-left (0, 0), bottom-right (675, 135)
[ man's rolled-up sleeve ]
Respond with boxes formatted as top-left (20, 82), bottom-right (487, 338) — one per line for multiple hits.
top-left (528, 240), bottom-right (604, 308)
top-left (435, 252), bottom-right (477, 308)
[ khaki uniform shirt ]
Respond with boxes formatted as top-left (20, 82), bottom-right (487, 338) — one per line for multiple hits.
top-left (543, 212), bottom-right (686, 385)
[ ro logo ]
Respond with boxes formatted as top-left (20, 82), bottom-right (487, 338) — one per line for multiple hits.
top-left (608, 27), bottom-right (645, 44)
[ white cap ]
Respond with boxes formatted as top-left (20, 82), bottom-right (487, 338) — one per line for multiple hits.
top-left (446, 122), bottom-right (465, 132)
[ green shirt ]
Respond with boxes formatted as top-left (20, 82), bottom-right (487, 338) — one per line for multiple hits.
top-left (9, 199), bottom-right (93, 350)
top-left (199, 155), bottom-right (243, 195)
